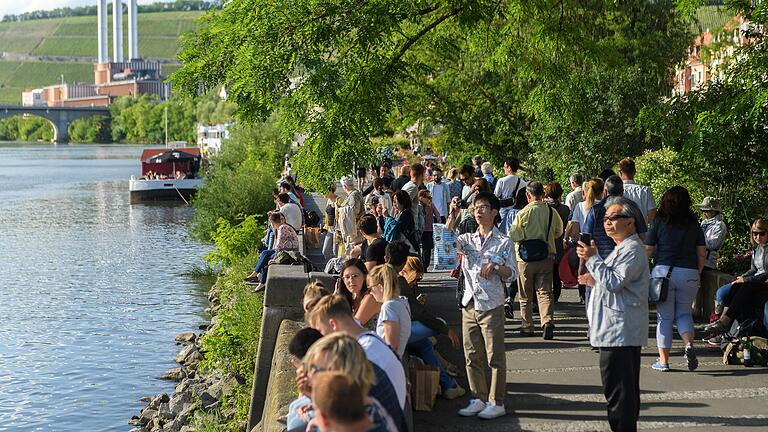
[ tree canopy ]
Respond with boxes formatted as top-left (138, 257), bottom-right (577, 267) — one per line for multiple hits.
top-left (173, 0), bottom-right (700, 187)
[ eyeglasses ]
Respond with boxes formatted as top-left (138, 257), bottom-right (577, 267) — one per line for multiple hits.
top-left (753, 231), bottom-right (767, 237)
top-left (305, 363), bottom-right (326, 374)
top-left (603, 214), bottom-right (631, 222)
top-left (343, 273), bottom-right (362, 281)
top-left (474, 204), bottom-right (491, 212)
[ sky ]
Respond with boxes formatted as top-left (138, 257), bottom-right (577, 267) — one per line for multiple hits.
top-left (0, 1), bottom-right (158, 18)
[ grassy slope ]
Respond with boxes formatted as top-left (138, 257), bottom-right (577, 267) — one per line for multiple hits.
top-left (0, 11), bottom-right (202, 103)
top-left (693, 5), bottom-right (735, 33)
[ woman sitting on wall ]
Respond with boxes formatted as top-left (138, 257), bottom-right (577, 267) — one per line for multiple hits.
top-left (243, 212), bottom-right (299, 292)
top-left (337, 259), bottom-right (381, 329)
top-left (704, 218), bottom-right (768, 339)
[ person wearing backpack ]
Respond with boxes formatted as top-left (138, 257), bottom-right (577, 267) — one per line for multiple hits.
top-left (494, 157), bottom-right (528, 235)
top-left (509, 182), bottom-right (564, 339)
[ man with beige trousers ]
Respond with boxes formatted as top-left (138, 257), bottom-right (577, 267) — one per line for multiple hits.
top-left (509, 181), bottom-right (564, 340)
top-left (455, 191), bottom-right (516, 420)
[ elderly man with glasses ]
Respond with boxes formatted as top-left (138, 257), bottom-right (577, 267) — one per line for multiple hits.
top-left (576, 197), bottom-right (649, 432)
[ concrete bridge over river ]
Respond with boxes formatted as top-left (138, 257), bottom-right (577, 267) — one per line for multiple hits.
top-left (0, 105), bottom-right (110, 144)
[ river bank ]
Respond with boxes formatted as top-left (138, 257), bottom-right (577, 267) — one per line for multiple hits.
top-left (129, 284), bottom-right (240, 432)
top-left (127, 249), bottom-right (265, 431)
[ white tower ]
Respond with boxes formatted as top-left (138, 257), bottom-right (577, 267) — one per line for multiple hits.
top-left (128, 0), bottom-right (139, 60)
top-left (97, 0), bottom-right (108, 63)
top-left (112, 0), bottom-right (123, 62)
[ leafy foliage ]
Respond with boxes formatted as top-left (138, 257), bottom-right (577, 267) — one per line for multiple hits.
top-left (68, 115), bottom-right (111, 143)
top-left (190, 115), bottom-right (290, 241)
top-left (173, 0), bottom-right (697, 188)
top-left (204, 215), bottom-right (264, 268)
top-left (0, 115), bottom-right (53, 141)
top-left (638, 0), bottom-right (768, 271)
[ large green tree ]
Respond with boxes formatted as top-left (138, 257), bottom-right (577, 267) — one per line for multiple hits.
top-left (173, 0), bottom-right (697, 187)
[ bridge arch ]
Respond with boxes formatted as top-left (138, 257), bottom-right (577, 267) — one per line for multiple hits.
top-left (0, 105), bottom-right (111, 144)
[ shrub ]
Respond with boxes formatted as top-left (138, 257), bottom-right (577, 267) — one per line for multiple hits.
top-left (204, 215), bottom-right (264, 268)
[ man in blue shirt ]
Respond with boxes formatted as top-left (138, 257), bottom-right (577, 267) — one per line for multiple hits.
top-left (583, 176), bottom-right (647, 259)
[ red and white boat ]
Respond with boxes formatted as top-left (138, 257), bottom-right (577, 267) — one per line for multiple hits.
top-left (129, 148), bottom-right (204, 202)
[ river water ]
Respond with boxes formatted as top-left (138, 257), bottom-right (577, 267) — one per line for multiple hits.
top-left (0, 144), bottom-right (211, 431)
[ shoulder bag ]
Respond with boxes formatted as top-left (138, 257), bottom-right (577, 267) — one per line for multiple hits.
top-left (648, 224), bottom-right (691, 305)
top-left (518, 207), bottom-right (554, 262)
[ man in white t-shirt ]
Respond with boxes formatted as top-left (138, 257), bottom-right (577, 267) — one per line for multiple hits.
top-left (618, 158), bottom-right (656, 223)
top-left (426, 165), bottom-right (451, 222)
top-left (493, 157), bottom-right (527, 234)
top-left (276, 193), bottom-right (302, 231)
top-left (564, 173), bottom-right (584, 211)
top-left (307, 294), bottom-right (407, 409)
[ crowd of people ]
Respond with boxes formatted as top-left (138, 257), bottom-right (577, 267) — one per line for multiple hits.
top-left (251, 153), bottom-right (767, 432)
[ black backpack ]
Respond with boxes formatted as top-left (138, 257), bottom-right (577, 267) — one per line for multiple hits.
top-left (499, 177), bottom-right (528, 209)
top-left (304, 210), bottom-right (321, 227)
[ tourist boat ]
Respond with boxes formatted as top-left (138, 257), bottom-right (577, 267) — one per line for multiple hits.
top-left (129, 147), bottom-right (204, 202)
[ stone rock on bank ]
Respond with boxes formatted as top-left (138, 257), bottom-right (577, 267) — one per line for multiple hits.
top-left (128, 319), bottom-right (239, 432)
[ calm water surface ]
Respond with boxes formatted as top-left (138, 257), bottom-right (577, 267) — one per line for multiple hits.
top-left (0, 144), bottom-right (211, 431)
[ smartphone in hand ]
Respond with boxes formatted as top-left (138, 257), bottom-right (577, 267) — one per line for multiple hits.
top-left (579, 232), bottom-right (592, 245)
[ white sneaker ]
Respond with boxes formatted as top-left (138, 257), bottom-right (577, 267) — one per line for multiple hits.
top-left (457, 398), bottom-right (486, 417)
top-left (477, 404), bottom-right (506, 420)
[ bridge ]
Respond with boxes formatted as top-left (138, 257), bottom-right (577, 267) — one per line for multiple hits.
top-left (0, 105), bottom-right (111, 144)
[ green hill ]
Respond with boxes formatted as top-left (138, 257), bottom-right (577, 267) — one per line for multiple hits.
top-left (0, 11), bottom-right (201, 104)
top-left (0, 11), bottom-right (202, 58)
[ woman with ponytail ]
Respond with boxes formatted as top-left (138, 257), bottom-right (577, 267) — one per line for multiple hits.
top-left (368, 264), bottom-right (411, 358)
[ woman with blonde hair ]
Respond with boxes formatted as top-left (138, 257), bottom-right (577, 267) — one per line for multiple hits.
top-left (705, 218), bottom-right (768, 342)
top-left (368, 264), bottom-right (411, 358)
top-left (401, 255), bottom-right (425, 287)
top-left (303, 281), bottom-right (330, 313)
top-left (564, 177), bottom-right (604, 244)
top-left (564, 177), bottom-right (604, 303)
top-left (293, 333), bottom-right (402, 432)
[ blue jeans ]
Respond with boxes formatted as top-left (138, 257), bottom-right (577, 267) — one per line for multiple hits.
top-left (764, 302), bottom-right (768, 334)
top-left (254, 249), bottom-right (276, 283)
top-left (407, 321), bottom-right (456, 392)
top-left (322, 230), bottom-right (334, 261)
top-left (656, 267), bottom-right (699, 349)
top-left (286, 395), bottom-right (312, 430)
top-left (715, 283), bottom-right (734, 306)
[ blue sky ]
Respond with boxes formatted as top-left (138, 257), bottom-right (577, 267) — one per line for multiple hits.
top-left (0, 1), bottom-right (158, 18)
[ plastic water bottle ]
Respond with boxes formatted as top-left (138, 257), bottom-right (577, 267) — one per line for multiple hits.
top-left (743, 339), bottom-right (753, 367)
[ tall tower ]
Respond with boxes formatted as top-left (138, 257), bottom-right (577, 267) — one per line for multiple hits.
top-left (97, 0), bottom-right (108, 63)
top-left (128, 0), bottom-right (139, 60)
top-left (112, 0), bottom-right (123, 62)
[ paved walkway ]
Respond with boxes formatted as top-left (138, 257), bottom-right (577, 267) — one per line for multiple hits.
top-left (412, 271), bottom-right (768, 432)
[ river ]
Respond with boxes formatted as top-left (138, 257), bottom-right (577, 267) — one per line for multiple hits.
top-left (0, 143), bottom-right (211, 431)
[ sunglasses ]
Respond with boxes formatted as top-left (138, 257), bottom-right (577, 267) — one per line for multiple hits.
top-left (603, 214), bottom-right (631, 222)
top-left (753, 231), bottom-right (767, 237)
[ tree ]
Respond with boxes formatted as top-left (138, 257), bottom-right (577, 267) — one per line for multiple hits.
top-left (173, 0), bottom-right (698, 188)
top-left (639, 0), bottom-right (767, 208)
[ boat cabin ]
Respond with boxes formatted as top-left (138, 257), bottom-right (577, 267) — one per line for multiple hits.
top-left (140, 148), bottom-right (201, 180)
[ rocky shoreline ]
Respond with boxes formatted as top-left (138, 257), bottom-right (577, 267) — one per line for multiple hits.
top-left (128, 286), bottom-right (243, 432)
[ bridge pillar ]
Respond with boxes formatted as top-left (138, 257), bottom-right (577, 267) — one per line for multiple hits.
top-left (53, 114), bottom-right (70, 144)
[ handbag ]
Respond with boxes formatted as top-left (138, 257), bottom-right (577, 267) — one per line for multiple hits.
top-left (648, 266), bottom-right (672, 305)
top-left (518, 207), bottom-right (554, 262)
top-left (648, 224), bottom-right (691, 305)
top-left (409, 363), bottom-right (440, 411)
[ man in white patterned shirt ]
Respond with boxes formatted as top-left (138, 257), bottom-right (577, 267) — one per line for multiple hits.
top-left (455, 191), bottom-right (516, 420)
top-left (618, 158), bottom-right (656, 223)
